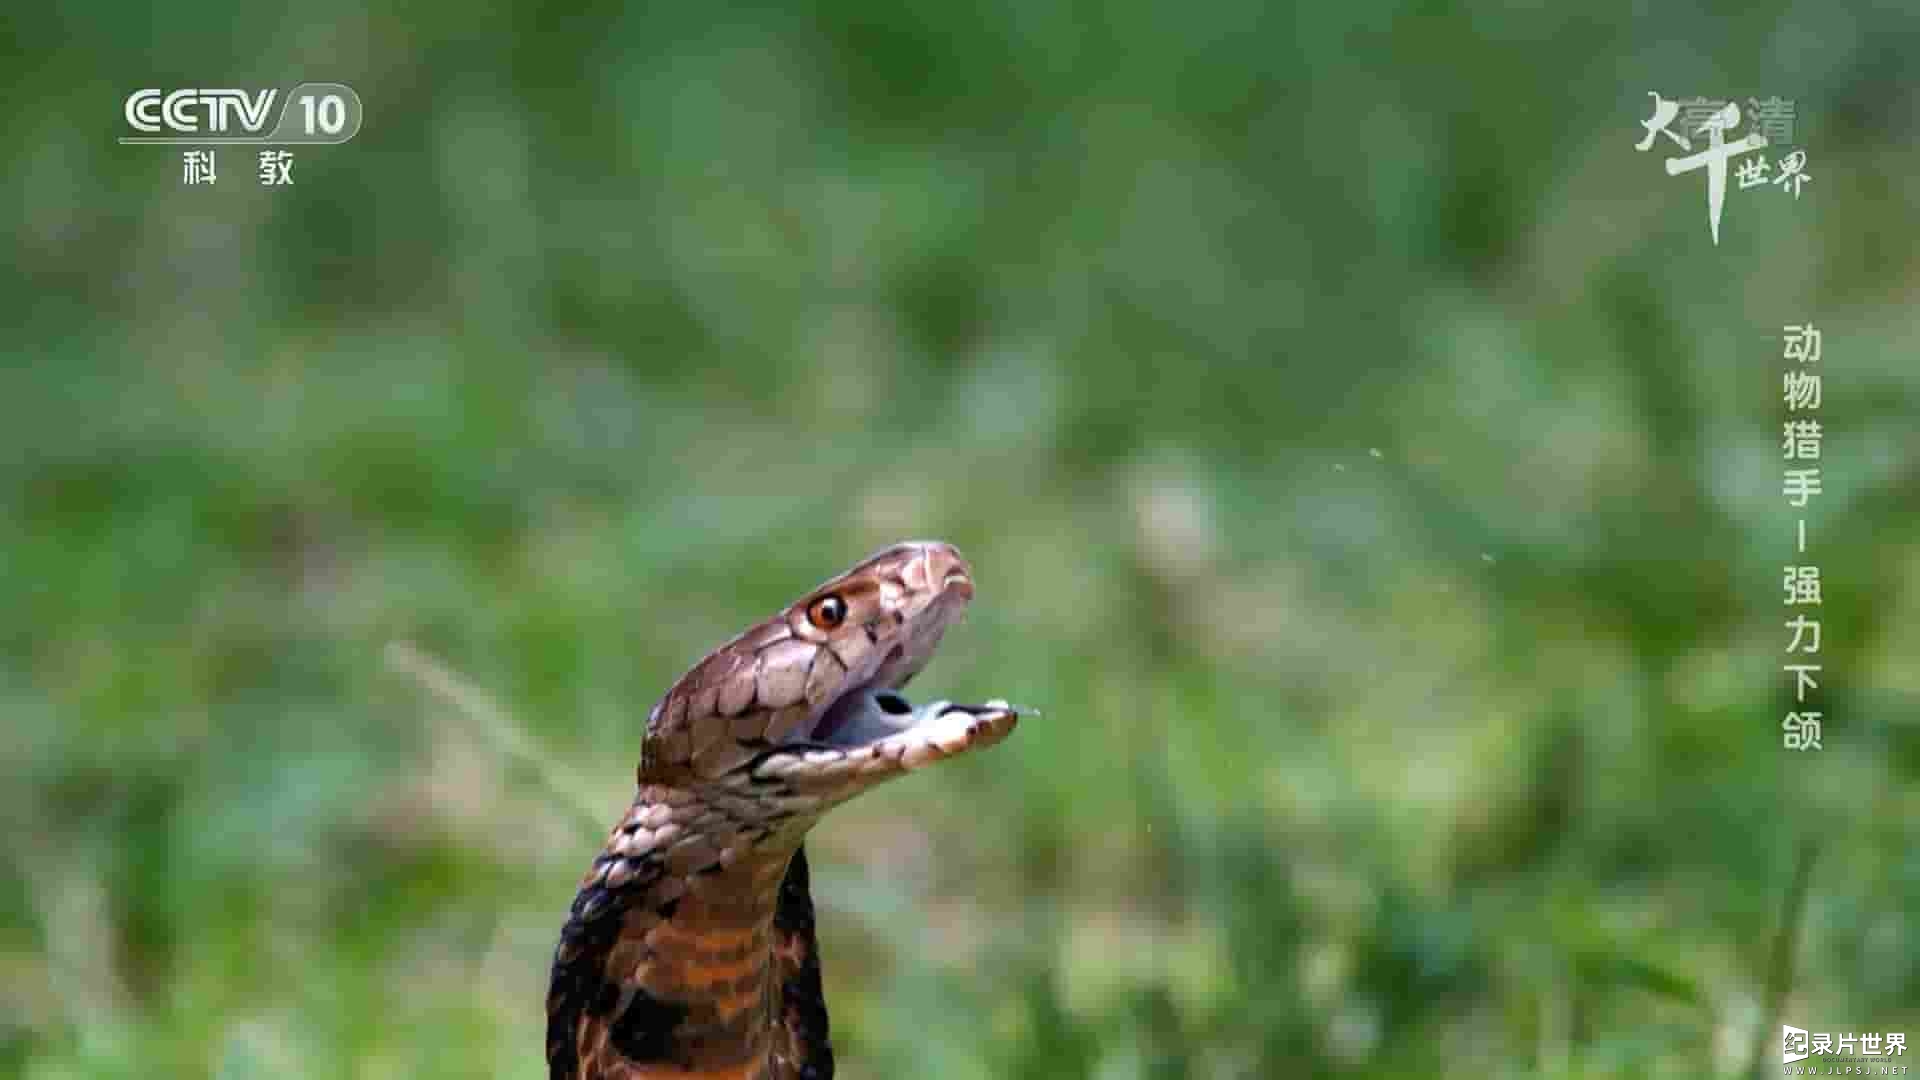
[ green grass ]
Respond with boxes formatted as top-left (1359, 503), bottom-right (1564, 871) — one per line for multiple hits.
top-left (5, 3), bottom-right (1919, 1076)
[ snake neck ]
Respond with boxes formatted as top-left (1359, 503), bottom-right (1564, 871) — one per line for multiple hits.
top-left (551, 783), bottom-right (828, 1078)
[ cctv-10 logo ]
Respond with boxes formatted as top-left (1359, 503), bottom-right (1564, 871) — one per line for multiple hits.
top-left (126, 88), bottom-right (278, 135)
top-left (120, 83), bottom-right (363, 144)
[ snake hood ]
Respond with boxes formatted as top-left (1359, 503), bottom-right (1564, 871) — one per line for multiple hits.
top-left (547, 541), bottom-right (1019, 1079)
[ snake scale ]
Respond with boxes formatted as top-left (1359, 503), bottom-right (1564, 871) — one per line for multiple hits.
top-left (546, 541), bottom-right (1020, 1079)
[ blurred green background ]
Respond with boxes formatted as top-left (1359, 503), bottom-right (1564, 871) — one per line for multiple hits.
top-left (5, 4), bottom-right (1917, 1077)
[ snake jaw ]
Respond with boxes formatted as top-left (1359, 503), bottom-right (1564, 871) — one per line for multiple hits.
top-left (740, 697), bottom-right (1020, 811)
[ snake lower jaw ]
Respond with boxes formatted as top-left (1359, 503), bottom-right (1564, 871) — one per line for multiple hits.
top-left (795, 684), bottom-right (1018, 753)
top-left (740, 695), bottom-right (1020, 803)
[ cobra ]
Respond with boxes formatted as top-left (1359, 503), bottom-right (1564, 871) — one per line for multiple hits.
top-left (546, 541), bottom-right (1019, 1079)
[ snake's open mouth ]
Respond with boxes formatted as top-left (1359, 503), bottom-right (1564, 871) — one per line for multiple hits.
top-left (792, 565), bottom-right (994, 753)
top-left (755, 682), bottom-right (1018, 788)
top-left (810, 685), bottom-right (922, 747)
top-left (807, 681), bottom-right (1017, 751)
top-left (741, 688), bottom-right (1017, 800)
top-left (698, 542), bottom-right (1018, 789)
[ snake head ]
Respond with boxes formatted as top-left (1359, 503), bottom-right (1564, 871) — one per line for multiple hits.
top-left (639, 541), bottom-right (1017, 809)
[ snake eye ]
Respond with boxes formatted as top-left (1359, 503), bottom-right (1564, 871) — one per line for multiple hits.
top-left (807, 594), bottom-right (848, 630)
